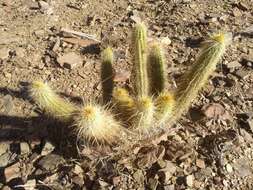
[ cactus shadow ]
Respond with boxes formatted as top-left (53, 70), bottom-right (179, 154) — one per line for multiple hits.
top-left (0, 114), bottom-right (80, 158)
top-left (0, 83), bottom-right (31, 102)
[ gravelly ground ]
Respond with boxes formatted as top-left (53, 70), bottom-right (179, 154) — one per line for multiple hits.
top-left (0, 0), bottom-right (253, 189)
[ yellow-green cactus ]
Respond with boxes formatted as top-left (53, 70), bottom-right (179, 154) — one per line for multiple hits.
top-left (29, 81), bottom-right (77, 121)
top-left (101, 47), bottom-right (114, 104)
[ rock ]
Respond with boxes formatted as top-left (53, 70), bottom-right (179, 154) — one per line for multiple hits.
top-left (196, 159), bottom-right (205, 169)
top-left (164, 184), bottom-right (175, 190)
top-left (0, 152), bottom-right (10, 167)
top-left (239, 128), bottom-right (253, 142)
top-left (57, 52), bottom-right (83, 69)
top-left (2, 186), bottom-right (11, 190)
top-left (4, 162), bottom-right (21, 182)
top-left (226, 164), bottom-right (233, 173)
top-left (232, 8), bottom-right (241, 17)
top-left (41, 141), bottom-right (55, 156)
top-left (133, 170), bottom-right (145, 184)
top-left (227, 61), bottom-right (241, 69)
top-left (15, 47), bottom-right (26, 58)
top-left (114, 70), bottom-right (130, 82)
top-left (0, 47), bottom-right (10, 60)
top-left (20, 142), bottom-right (30, 155)
top-left (24, 179), bottom-right (36, 190)
top-left (233, 158), bottom-right (252, 177)
top-left (38, 1), bottom-right (53, 15)
top-left (0, 143), bottom-right (10, 155)
top-left (37, 153), bottom-right (65, 172)
top-left (73, 164), bottom-right (83, 175)
top-left (160, 36), bottom-right (172, 46)
top-left (0, 95), bottom-right (13, 114)
top-left (186, 174), bottom-right (194, 187)
top-left (202, 103), bottom-right (231, 120)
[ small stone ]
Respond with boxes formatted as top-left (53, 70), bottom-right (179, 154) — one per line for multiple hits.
top-left (226, 164), bottom-right (233, 173)
top-left (2, 186), bottom-right (11, 190)
top-left (37, 154), bottom-right (65, 172)
top-left (0, 143), bottom-right (10, 155)
top-left (38, 1), bottom-right (53, 15)
top-left (24, 180), bottom-right (36, 190)
top-left (73, 164), bottom-right (83, 175)
top-left (0, 153), bottom-right (10, 167)
top-left (41, 141), bottom-right (55, 156)
top-left (15, 48), bottom-right (25, 58)
top-left (3, 72), bottom-right (11, 79)
top-left (223, 179), bottom-right (228, 187)
top-left (4, 162), bottom-right (21, 182)
top-left (0, 47), bottom-right (10, 60)
top-left (186, 175), bottom-right (194, 187)
top-left (1, 95), bottom-right (13, 114)
top-left (20, 142), bottom-right (30, 155)
top-left (196, 159), bottom-right (205, 169)
top-left (227, 61), bottom-right (241, 69)
top-left (160, 36), bottom-right (172, 45)
top-left (164, 184), bottom-right (175, 190)
top-left (232, 8), bottom-right (242, 17)
top-left (57, 52), bottom-right (83, 69)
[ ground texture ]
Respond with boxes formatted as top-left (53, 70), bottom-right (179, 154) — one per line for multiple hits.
top-left (0, 0), bottom-right (253, 189)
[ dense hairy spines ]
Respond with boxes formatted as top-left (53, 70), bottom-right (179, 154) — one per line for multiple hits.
top-left (154, 91), bottom-right (175, 125)
top-left (73, 104), bottom-right (124, 145)
top-left (133, 96), bottom-right (154, 133)
top-left (132, 23), bottom-right (149, 97)
top-left (101, 47), bottom-right (114, 104)
top-left (29, 81), bottom-right (77, 121)
top-left (112, 88), bottom-right (135, 124)
top-left (172, 32), bottom-right (232, 122)
top-left (147, 42), bottom-right (166, 96)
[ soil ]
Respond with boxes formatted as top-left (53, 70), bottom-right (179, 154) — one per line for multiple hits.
top-left (0, 0), bottom-right (253, 189)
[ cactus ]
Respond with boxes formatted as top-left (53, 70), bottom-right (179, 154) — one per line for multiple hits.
top-left (29, 81), bottom-right (77, 121)
top-left (147, 42), bottom-right (166, 96)
top-left (101, 47), bottom-right (114, 104)
top-left (131, 23), bottom-right (149, 97)
top-left (154, 91), bottom-right (175, 125)
top-left (133, 96), bottom-right (154, 133)
top-left (112, 88), bottom-right (135, 125)
top-left (72, 104), bottom-right (124, 144)
top-left (171, 32), bottom-right (232, 122)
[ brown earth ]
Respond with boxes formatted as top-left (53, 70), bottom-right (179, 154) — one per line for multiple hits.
top-left (0, 0), bottom-right (253, 189)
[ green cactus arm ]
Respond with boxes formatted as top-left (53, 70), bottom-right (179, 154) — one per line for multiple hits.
top-left (131, 23), bottom-right (149, 97)
top-left (29, 81), bottom-right (77, 121)
top-left (171, 32), bottom-right (232, 122)
top-left (147, 42), bottom-right (166, 96)
top-left (101, 47), bottom-right (114, 104)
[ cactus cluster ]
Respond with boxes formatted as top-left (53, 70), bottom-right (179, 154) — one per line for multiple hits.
top-left (29, 24), bottom-right (232, 145)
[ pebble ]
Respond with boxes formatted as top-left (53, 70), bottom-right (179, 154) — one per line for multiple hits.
top-left (0, 152), bottom-right (10, 167)
top-left (0, 143), bottom-right (10, 155)
top-left (41, 141), bottom-right (55, 156)
top-left (226, 164), bottom-right (233, 173)
top-left (196, 159), bottom-right (205, 169)
top-left (15, 47), bottom-right (25, 58)
top-left (57, 52), bottom-right (83, 69)
top-left (227, 61), bottom-right (241, 69)
top-left (160, 36), bottom-right (172, 46)
top-left (37, 153), bottom-right (65, 171)
top-left (0, 47), bottom-right (10, 60)
top-left (232, 8), bottom-right (242, 17)
top-left (38, 1), bottom-right (53, 15)
top-left (20, 142), bottom-right (30, 155)
top-left (186, 174), bottom-right (194, 187)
